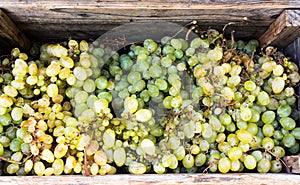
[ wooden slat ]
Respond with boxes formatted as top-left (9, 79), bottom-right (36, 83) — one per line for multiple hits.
top-left (0, 173), bottom-right (299, 185)
top-left (259, 10), bottom-right (300, 48)
top-left (0, 1), bottom-right (299, 41)
top-left (285, 37), bottom-right (300, 64)
top-left (0, 9), bottom-right (30, 51)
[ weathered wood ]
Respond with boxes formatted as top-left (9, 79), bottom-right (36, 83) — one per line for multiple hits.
top-left (0, 9), bottom-right (30, 51)
top-left (0, 173), bottom-right (300, 185)
top-left (285, 37), bottom-right (300, 65)
top-left (259, 10), bottom-right (300, 48)
top-left (0, 1), bottom-right (299, 41)
top-left (284, 155), bottom-right (300, 174)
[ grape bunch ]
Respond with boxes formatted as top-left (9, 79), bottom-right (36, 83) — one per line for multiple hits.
top-left (0, 26), bottom-right (300, 176)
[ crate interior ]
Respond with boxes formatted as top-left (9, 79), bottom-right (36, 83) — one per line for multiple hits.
top-left (0, 1), bottom-right (300, 184)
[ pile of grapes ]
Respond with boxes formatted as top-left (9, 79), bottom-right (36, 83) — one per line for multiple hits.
top-left (0, 27), bottom-right (300, 176)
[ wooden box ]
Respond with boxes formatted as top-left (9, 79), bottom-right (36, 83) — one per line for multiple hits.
top-left (0, 1), bottom-right (300, 184)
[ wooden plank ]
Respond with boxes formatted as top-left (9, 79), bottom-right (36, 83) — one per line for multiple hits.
top-left (285, 37), bottom-right (300, 65)
top-left (0, 9), bottom-right (30, 51)
top-left (284, 155), bottom-right (300, 174)
top-left (0, 1), bottom-right (299, 41)
top-left (259, 10), bottom-right (300, 49)
top-left (0, 173), bottom-right (299, 185)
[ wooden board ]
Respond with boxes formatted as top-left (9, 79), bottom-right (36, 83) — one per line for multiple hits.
top-left (0, 9), bottom-right (30, 51)
top-left (0, 173), bottom-right (300, 185)
top-left (0, 0), bottom-right (299, 42)
top-left (260, 10), bottom-right (300, 48)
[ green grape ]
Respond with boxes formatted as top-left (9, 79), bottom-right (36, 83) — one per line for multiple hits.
top-left (129, 162), bottom-right (146, 174)
top-left (288, 142), bottom-right (299, 154)
top-left (243, 155), bottom-right (257, 170)
top-left (7, 163), bottom-right (20, 174)
top-left (291, 127), bottom-right (300, 140)
top-left (83, 79), bottom-right (96, 93)
top-left (244, 80), bottom-right (256, 92)
top-left (218, 157), bottom-right (231, 173)
top-left (167, 136), bottom-right (180, 150)
top-left (257, 91), bottom-right (270, 105)
top-left (199, 139), bottom-right (210, 152)
top-left (279, 117), bottom-right (296, 130)
top-left (271, 146), bottom-right (285, 158)
top-left (240, 107), bottom-right (252, 121)
top-left (219, 113), bottom-right (232, 126)
top-left (149, 64), bottom-right (163, 78)
top-left (195, 153), bottom-right (206, 167)
top-left (270, 160), bottom-right (282, 173)
top-left (218, 142), bottom-right (230, 154)
top-left (261, 137), bottom-right (274, 150)
top-left (103, 129), bottom-right (115, 148)
top-left (247, 123), bottom-right (258, 136)
top-left (228, 147), bottom-right (243, 160)
top-left (262, 124), bottom-right (274, 137)
top-left (155, 79), bottom-right (168, 91)
top-left (277, 104), bottom-right (292, 117)
top-left (261, 111), bottom-right (275, 124)
top-left (182, 154), bottom-right (194, 169)
top-left (172, 145), bottom-right (185, 161)
top-left (257, 158), bottom-right (271, 173)
top-left (74, 91), bottom-right (89, 104)
top-left (251, 150), bottom-right (263, 162)
top-left (236, 130), bottom-right (252, 144)
top-left (95, 76), bottom-right (108, 90)
top-left (154, 162), bottom-right (166, 174)
top-left (0, 143), bottom-right (4, 156)
top-left (237, 121), bottom-right (247, 130)
top-left (146, 85), bottom-right (159, 98)
top-left (10, 138), bottom-right (22, 152)
top-left (282, 133), bottom-right (296, 148)
top-left (267, 98), bottom-right (279, 110)
top-left (113, 147), bottom-right (126, 167)
top-left (273, 130), bottom-right (284, 140)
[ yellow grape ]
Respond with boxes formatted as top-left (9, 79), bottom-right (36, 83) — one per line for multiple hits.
top-left (47, 84), bottom-right (59, 98)
top-left (46, 61), bottom-right (61, 77)
top-left (94, 150), bottom-right (108, 166)
top-left (44, 167), bottom-right (54, 176)
top-left (34, 162), bottom-right (45, 176)
top-left (40, 148), bottom-right (55, 163)
top-left (24, 159), bottom-right (33, 173)
top-left (0, 95), bottom-right (13, 107)
top-left (52, 158), bottom-right (64, 175)
top-left (86, 140), bottom-right (100, 156)
top-left (54, 143), bottom-right (68, 158)
top-left (90, 163), bottom-right (100, 175)
top-left (60, 56), bottom-right (74, 68)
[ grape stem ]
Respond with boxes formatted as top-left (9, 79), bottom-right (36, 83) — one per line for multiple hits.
top-left (0, 156), bottom-right (22, 164)
top-left (249, 146), bottom-right (290, 173)
top-left (203, 160), bottom-right (218, 174)
top-left (83, 130), bottom-right (94, 176)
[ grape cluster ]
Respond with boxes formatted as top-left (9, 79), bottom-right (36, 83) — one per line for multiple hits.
top-left (0, 27), bottom-right (300, 176)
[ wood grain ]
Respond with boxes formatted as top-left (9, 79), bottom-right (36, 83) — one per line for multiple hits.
top-left (0, 173), bottom-right (299, 185)
top-left (0, 0), bottom-right (299, 42)
top-left (259, 10), bottom-right (300, 48)
top-left (0, 9), bottom-right (30, 51)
